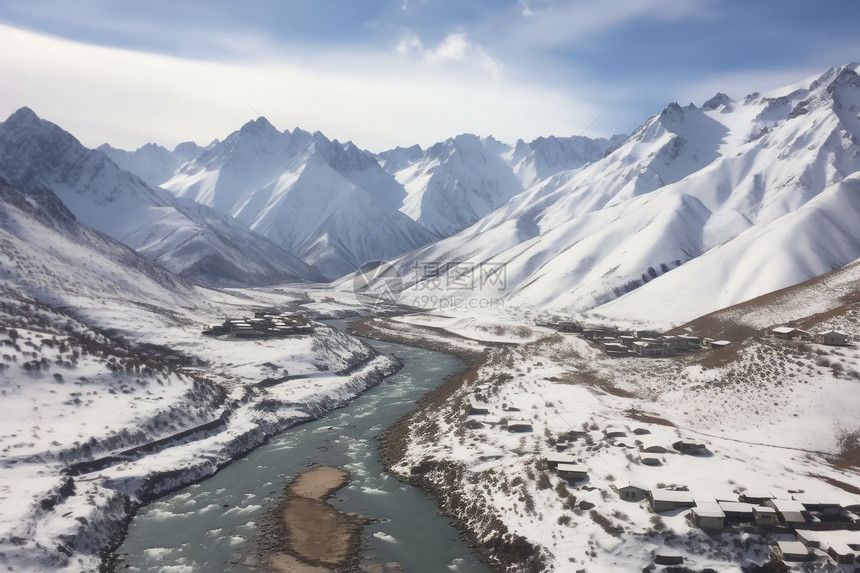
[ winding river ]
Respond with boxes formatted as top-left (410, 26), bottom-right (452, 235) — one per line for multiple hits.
top-left (117, 333), bottom-right (491, 572)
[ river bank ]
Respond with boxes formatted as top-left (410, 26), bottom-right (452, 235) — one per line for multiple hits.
top-left (349, 316), bottom-right (543, 572)
top-left (118, 327), bottom-right (491, 573)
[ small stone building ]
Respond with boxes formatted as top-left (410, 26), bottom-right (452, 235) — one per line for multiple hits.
top-left (815, 330), bottom-right (850, 346)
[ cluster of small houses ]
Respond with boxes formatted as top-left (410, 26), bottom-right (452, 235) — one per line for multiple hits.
top-left (202, 312), bottom-right (313, 339)
top-left (537, 320), bottom-right (730, 358)
top-left (771, 326), bottom-right (852, 346)
top-left (610, 481), bottom-right (860, 567)
top-left (465, 393), bottom-right (860, 568)
top-left (546, 436), bottom-right (860, 568)
top-left (539, 320), bottom-right (853, 358)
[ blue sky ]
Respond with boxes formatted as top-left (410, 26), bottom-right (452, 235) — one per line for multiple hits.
top-left (1, 0), bottom-right (858, 151)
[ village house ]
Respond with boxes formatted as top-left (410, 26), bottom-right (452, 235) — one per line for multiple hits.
top-left (765, 499), bottom-right (808, 527)
top-left (652, 551), bottom-right (684, 566)
top-left (466, 400), bottom-right (490, 416)
top-left (650, 489), bottom-right (696, 513)
top-left (545, 453), bottom-right (578, 469)
top-left (677, 334), bottom-right (702, 349)
top-left (662, 336), bottom-right (686, 352)
top-left (739, 490), bottom-right (775, 504)
top-left (619, 335), bottom-right (637, 347)
top-left (753, 506), bottom-right (779, 527)
top-left (691, 503), bottom-right (725, 530)
top-left (815, 330), bottom-right (850, 346)
top-left (556, 462), bottom-right (588, 481)
top-left (632, 340), bottom-right (674, 358)
top-left (719, 501), bottom-right (758, 524)
top-left (796, 530), bottom-right (860, 565)
top-left (614, 481), bottom-right (650, 502)
top-left (603, 342), bottom-right (629, 357)
top-left (506, 419), bottom-right (533, 432)
top-left (792, 494), bottom-right (843, 518)
top-left (604, 426), bottom-right (627, 439)
top-left (583, 327), bottom-right (616, 340)
top-left (828, 543), bottom-right (857, 565)
top-left (204, 312), bottom-right (313, 338)
top-left (557, 321), bottom-right (582, 333)
top-left (771, 326), bottom-right (799, 340)
top-left (639, 454), bottom-right (662, 466)
top-left (773, 540), bottom-right (813, 562)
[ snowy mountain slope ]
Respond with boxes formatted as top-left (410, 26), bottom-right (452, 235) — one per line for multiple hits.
top-left (98, 140), bottom-right (204, 189)
top-left (0, 177), bottom-right (201, 327)
top-left (376, 144), bottom-right (424, 174)
top-left (505, 133), bottom-right (628, 189)
top-left (391, 134), bottom-right (527, 237)
top-left (377, 133), bottom-right (626, 238)
top-left (389, 63), bottom-right (860, 326)
top-left (0, 180), bottom-right (402, 571)
top-left (668, 241), bottom-right (860, 339)
top-left (162, 118), bottom-right (435, 278)
top-left (0, 108), bottom-right (321, 287)
top-left (594, 173), bottom-right (860, 328)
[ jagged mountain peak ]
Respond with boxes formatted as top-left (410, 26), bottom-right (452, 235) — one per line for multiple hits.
top-left (309, 133), bottom-right (379, 173)
top-left (3, 107), bottom-right (78, 146)
top-left (0, 111), bottom-right (322, 287)
top-left (390, 62), bottom-right (860, 327)
top-left (239, 115), bottom-right (278, 135)
top-left (5, 106), bottom-right (41, 125)
top-left (376, 144), bottom-right (423, 173)
top-left (425, 133), bottom-right (483, 160)
top-left (702, 92), bottom-right (734, 110)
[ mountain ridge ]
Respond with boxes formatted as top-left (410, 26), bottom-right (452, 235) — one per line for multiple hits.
top-left (0, 108), bottom-right (323, 287)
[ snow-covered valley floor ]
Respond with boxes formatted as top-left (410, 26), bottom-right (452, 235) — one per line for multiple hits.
top-left (0, 289), bottom-right (399, 572)
top-left (370, 310), bottom-right (860, 572)
top-left (3, 279), bottom-right (859, 573)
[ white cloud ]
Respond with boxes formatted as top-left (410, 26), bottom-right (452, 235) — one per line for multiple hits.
top-left (397, 30), bottom-right (504, 83)
top-left (396, 30), bottom-right (423, 55)
top-left (518, 0), bottom-right (536, 17)
top-left (0, 23), bottom-right (599, 151)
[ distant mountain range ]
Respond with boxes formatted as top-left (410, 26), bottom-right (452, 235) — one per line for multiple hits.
top-left (99, 114), bottom-right (626, 279)
top-left (3, 62), bottom-right (860, 325)
top-left (390, 63), bottom-right (860, 326)
top-left (0, 108), bottom-right (322, 287)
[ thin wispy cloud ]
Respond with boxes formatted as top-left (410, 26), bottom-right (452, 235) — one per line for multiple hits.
top-left (1, 0), bottom-right (858, 151)
top-left (0, 23), bottom-right (595, 151)
top-left (397, 30), bottom-right (504, 83)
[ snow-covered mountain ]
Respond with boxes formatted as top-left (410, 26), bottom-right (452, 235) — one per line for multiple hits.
top-left (99, 140), bottom-right (204, 189)
top-left (505, 133), bottom-right (628, 189)
top-left (387, 134), bottom-right (527, 237)
top-left (0, 175), bottom-right (202, 327)
top-left (390, 63), bottom-right (860, 326)
top-left (376, 133), bottom-right (625, 237)
top-left (0, 108), bottom-right (322, 287)
top-left (161, 118), bottom-right (436, 278)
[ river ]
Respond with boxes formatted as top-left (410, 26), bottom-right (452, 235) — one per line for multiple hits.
top-left (116, 333), bottom-right (491, 572)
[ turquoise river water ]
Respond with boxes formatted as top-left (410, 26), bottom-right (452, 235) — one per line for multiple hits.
top-left (116, 332), bottom-right (491, 572)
